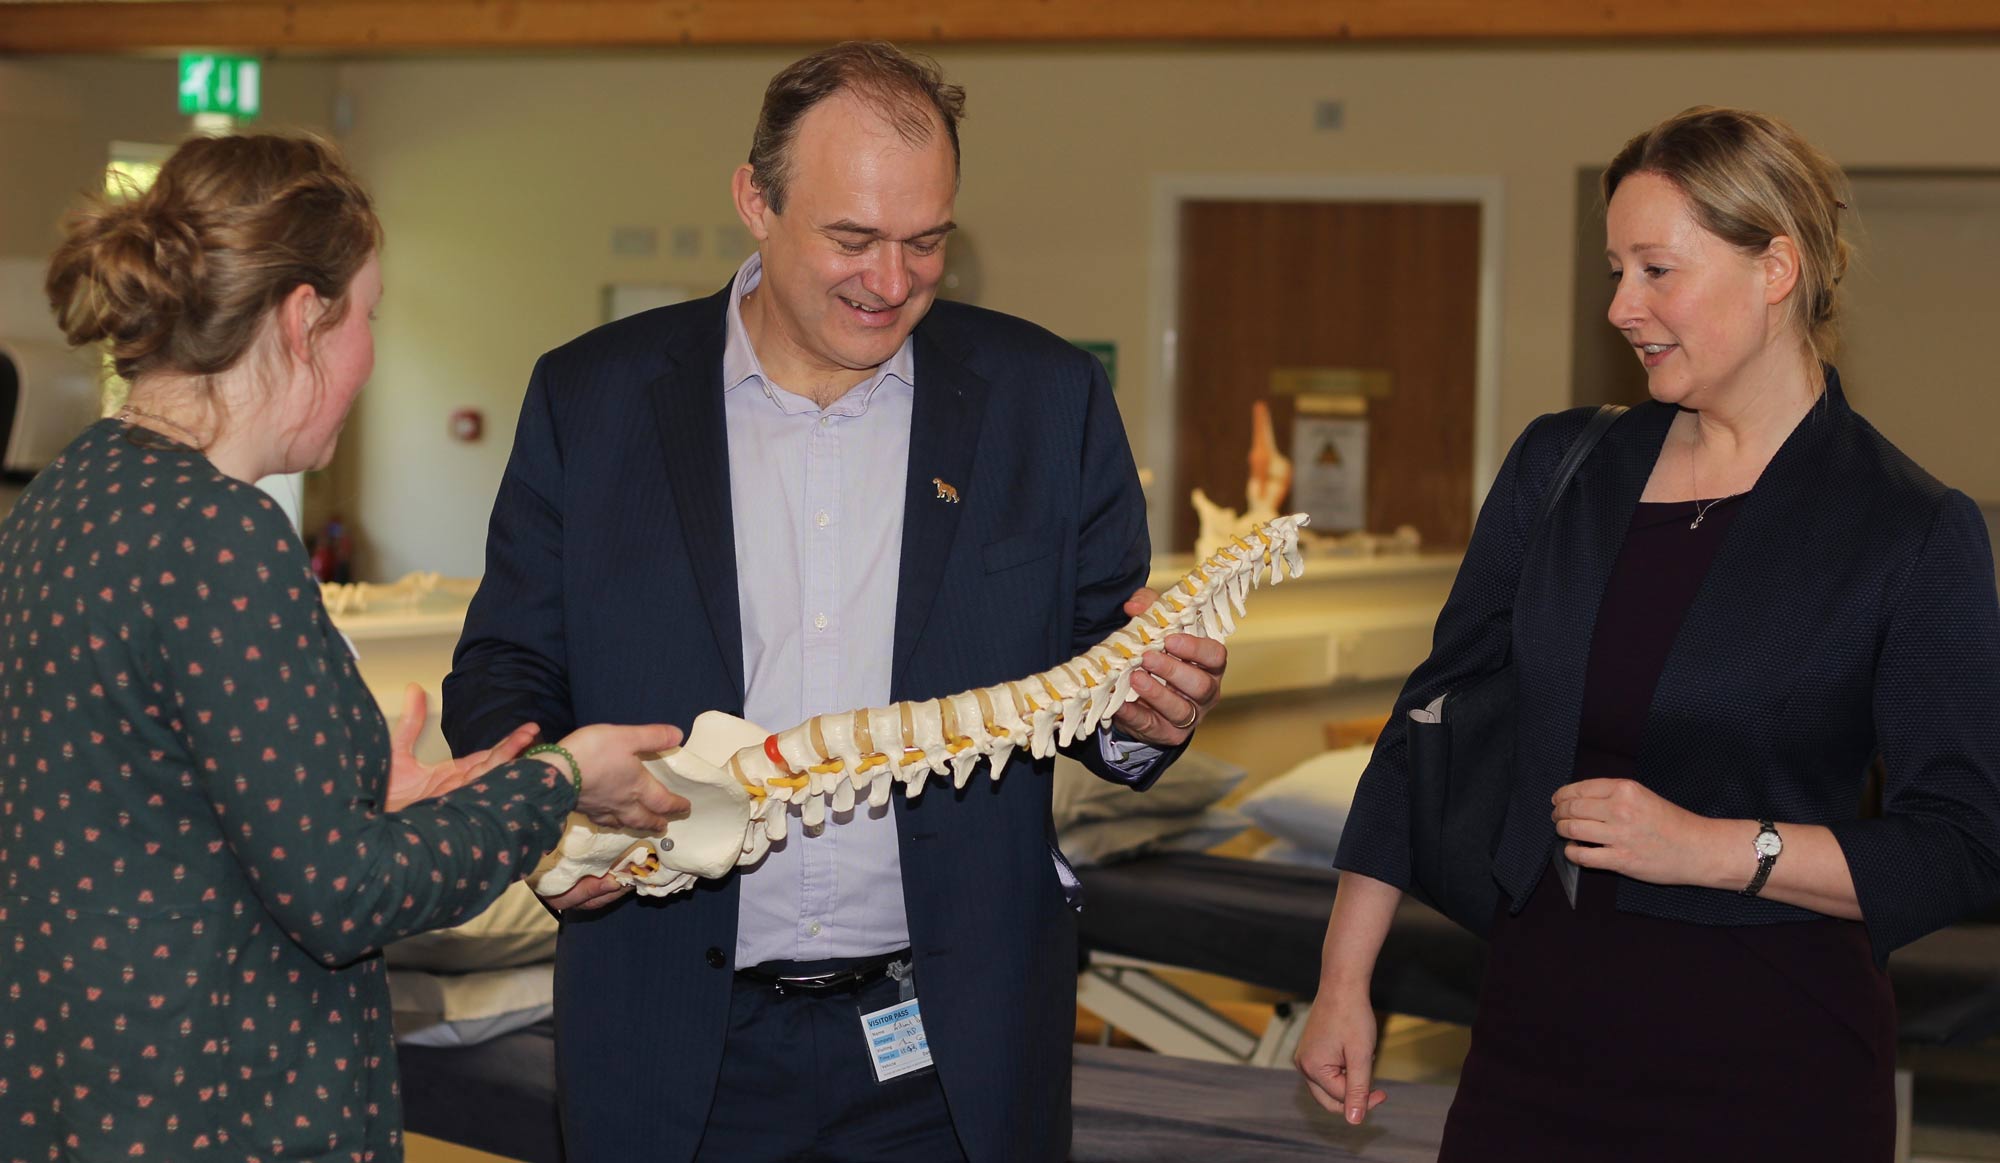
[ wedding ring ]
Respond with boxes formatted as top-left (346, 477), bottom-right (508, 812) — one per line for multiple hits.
top-left (1170, 705), bottom-right (1199, 731)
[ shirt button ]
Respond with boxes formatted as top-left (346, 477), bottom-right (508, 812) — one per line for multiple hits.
top-left (815, 510), bottom-right (830, 529)
top-left (819, 416), bottom-right (833, 428)
top-left (807, 922), bottom-right (823, 937)
top-left (814, 613), bottom-right (829, 631)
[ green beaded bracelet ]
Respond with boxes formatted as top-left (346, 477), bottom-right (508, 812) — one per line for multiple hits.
top-left (524, 742), bottom-right (583, 801)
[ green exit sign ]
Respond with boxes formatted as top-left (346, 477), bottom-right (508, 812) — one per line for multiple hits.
top-left (178, 54), bottom-right (261, 119)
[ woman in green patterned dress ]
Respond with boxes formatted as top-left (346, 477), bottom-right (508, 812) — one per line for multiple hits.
top-left (0, 134), bottom-right (687, 1161)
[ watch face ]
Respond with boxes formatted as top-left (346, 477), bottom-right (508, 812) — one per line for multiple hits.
top-left (1755, 830), bottom-right (1783, 858)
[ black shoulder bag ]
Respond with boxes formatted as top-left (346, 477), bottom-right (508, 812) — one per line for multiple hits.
top-left (1405, 404), bottom-right (1625, 937)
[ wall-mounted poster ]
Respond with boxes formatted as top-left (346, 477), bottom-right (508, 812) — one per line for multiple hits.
top-left (1291, 413), bottom-right (1369, 532)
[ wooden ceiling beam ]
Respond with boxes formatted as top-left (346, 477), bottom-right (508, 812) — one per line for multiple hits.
top-left (3, 0), bottom-right (1998, 54)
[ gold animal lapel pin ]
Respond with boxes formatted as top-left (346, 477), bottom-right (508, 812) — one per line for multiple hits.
top-left (932, 478), bottom-right (960, 504)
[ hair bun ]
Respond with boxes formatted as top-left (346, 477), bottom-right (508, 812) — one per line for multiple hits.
top-left (132, 200), bottom-right (207, 296)
top-left (46, 196), bottom-right (206, 371)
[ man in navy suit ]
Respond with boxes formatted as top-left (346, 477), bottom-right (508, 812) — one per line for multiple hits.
top-left (443, 42), bottom-right (1226, 1162)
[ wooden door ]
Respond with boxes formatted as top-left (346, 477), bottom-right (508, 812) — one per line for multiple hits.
top-left (1172, 200), bottom-right (1481, 551)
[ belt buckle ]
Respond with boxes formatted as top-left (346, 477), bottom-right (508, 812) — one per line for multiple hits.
top-left (753, 950), bottom-right (908, 997)
top-left (772, 969), bottom-right (847, 996)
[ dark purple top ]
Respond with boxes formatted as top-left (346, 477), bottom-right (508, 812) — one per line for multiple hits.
top-left (1575, 493), bottom-right (1748, 783)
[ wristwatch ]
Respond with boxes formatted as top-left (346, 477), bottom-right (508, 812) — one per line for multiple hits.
top-left (1741, 820), bottom-right (1782, 897)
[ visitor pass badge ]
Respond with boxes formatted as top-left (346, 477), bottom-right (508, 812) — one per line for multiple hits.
top-left (860, 996), bottom-right (933, 1082)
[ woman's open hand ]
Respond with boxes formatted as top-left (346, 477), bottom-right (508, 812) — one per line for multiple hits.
top-left (385, 683), bottom-right (541, 812)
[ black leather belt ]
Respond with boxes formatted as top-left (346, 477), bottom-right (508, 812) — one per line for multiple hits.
top-left (735, 949), bottom-right (911, 997)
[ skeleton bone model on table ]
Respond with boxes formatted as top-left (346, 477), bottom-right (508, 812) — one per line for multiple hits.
top-left (527, 513), bottom-right (1311, 900)
top-left (1191, 400), bottom-right (1294, 564)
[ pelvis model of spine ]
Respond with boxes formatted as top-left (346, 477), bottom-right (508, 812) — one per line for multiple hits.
top-left (528, 513), bottom-right (1310, 900)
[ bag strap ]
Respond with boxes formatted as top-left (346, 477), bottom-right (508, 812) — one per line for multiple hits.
top-left (1534, 404), bottom-right (1626, 529)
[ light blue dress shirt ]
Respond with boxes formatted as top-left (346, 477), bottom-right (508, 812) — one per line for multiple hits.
top-left (724, 254), bottom-right (916, 966)
top-left (722, 255), bottom-right (1163, 966)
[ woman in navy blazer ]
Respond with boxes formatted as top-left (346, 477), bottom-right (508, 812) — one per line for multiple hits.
top-left (1296, 108), bottom-right (2000, 1160)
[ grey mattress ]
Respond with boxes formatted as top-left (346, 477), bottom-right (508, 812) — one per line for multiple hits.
top-left (1076, 852), bottom-right (1487, 1026)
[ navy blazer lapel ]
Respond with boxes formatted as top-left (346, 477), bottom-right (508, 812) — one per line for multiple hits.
top-left (1515, 402), bottom-right (1677, 798)
top-left (648, 290), bottom-right (746, 702)
top-left (892, 326), bottom-right (990, 691)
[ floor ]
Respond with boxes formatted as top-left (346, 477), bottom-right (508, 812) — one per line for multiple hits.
top-left (407, 1136), bottom-right (511, 1163)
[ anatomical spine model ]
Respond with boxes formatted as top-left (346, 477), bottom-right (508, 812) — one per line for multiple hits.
top-left (529, 513), bottom-right (1311, 900)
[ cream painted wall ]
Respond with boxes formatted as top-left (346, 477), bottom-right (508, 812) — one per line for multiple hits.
top-left (330, 52), bottom-right (781, 577)
top-left (0, 57), bottom-right (340, 267)
top-left (332, 44), bottom-right (2000, 579)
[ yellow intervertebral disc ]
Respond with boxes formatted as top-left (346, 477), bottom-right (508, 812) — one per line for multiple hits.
top-left (730, 754), bottom-right (768, 799)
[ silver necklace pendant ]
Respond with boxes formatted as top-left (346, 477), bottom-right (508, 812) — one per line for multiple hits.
top-left (1687, 429), bottom-right (1712, 532)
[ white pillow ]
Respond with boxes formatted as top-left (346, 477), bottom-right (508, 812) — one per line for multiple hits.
top-left (1235, 745), bottom-right (1373, 859)
top-left (389, 962), bottom-right (553, 1048)
top-left (1051, 748), bottom-right (1245, 829)
top-left (385, 880), bottom-right (558, 973)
